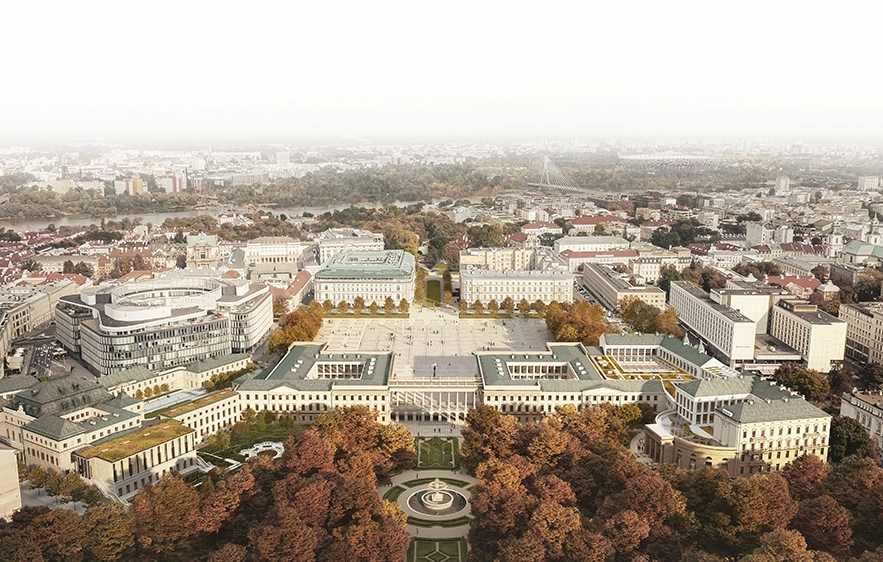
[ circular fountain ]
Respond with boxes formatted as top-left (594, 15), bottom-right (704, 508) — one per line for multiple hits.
top-left (420, 479), bottom-right (455, 511)
top-left (407, 478), bottom-right (468, 516)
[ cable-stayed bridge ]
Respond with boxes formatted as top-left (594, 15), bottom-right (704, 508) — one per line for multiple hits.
top-left (527, 156), bottom-right (590, 194)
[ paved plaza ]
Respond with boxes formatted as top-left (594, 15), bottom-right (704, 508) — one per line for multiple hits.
top-left (315, 306), bottom-right (553, 379)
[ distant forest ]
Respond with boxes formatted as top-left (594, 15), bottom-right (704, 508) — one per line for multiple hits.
top-left (2, 152), bottom-right (883, 220)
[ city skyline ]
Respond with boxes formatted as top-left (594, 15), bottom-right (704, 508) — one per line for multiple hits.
top-left (2, 1), bottom-right (883, 143)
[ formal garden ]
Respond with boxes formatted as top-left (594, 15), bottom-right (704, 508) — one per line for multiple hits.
top-left (406, 538), bottom-right (468, 562)
top-left (415, 436), bottom-right (460, 470)
top-left (197, 409), bottom-right (308, 466)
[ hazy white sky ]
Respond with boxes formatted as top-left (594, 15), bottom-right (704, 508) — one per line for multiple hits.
top-left (2, 0), bottom-right (882, 142)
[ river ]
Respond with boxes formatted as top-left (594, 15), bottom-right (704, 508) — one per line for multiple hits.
top-left (0, 199), bottom-right (463, 232)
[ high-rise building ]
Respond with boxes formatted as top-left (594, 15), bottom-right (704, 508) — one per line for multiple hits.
top-left (113, 178), bottom-right (144, 196)
top-left (776, 175), bottom-right (790, 191)
top-left (858, 176), bottom-right (880, 191)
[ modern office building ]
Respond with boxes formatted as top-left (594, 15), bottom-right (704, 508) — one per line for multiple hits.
top-left (581, 264), bottom-right (666, 310)
top-left (858, 176), bottom-right (881, 191)
top-left (769, 300), bottom-right (846, 372)
top-left (313, 250), bottom-right (416, 305)
top-left (55, 275), bottom-right (272, 376)
top-left (460, 269), bottom-right (573, 306)
top-left (668, 281), bottom-right (757, 367)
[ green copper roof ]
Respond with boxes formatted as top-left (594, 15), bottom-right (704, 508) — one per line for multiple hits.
top-left (315, 250), bottom-right (415, 280)
top-left (717, 398), bottom-right (829, 424)
top-left (234, 342), bottom-right (392, 392)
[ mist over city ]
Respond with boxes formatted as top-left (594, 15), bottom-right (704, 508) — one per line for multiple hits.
top-left (2, 2), bottom-right (883, 562)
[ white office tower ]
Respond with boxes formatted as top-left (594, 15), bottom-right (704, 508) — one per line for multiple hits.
top-left (776, 176), bottom-right (790, 191)
top-left (858, 176), bottom-right (880, 191)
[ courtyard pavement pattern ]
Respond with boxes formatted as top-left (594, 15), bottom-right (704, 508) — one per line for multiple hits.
top-left (315, 306), bottom-right (553, 379)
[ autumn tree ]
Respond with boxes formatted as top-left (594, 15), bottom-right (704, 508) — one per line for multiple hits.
top-left (546, 300), bottom-right (618, 346)
top-left (473, 300), bottom-right (484, 315)
top-left (859, 362), bottom-right (883, 391)
top-left (620, 298), bottom-right (683, 338)
top-left (441, 241), bottom-right (461, 270)
top-left (829, 416), bottom-right (880, 463)
top-left (789, 495), bottom-right (853, 555)
top-left (782, 454), bottom-right (830, 500)
top-left (773, 362), bottom-right (830, 402)
top-left (384, 296), bottom-right (395, 314)
top-left (398, 299), bottom-right (409, 314)
top-left (323, 299), bottom-right (334, 313)
top-left (82, 503), bottom-right (135, 561)
top-left (369, 301), bottom-right (378, 315)
top-left (353, 296), bottom-right (365, 314)
top-left (519, 298), bottom-right (531, 314)
top-left (461, 405), bottom-right (518, 472)
top-left (30, 508), bottom-right (86, 562)
top-left (488, 299), bottom-right (500, 314)
top-left (337, 300), bottom-right (349, 314)
top-left (131, 473), bottom-right (203, 556)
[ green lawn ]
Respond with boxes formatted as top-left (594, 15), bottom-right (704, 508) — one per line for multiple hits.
top-left (458, 312), bottom-right (512, 319)
top-left (407, 538), bottom-right (467, 562)
top-left (426, 279), bottom-right (443, 306)
top-left (416, 437), bottom-right (460, 470)
top-left (400, 477), bottom-right (470, 489)
top-left (407, 515), bottom-right (472, 528)
top-left (199, 422), bottom-right (308, 462)
top-left (383, 485), bottom-right (407, 502)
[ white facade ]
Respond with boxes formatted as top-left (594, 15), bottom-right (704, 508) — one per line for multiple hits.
top-left (313, 250), bottom-right (416, 306)
top-left (460, 247), bottom-right (534, 271)
top-left (668, 282), bottom-right (756, 366)
top-left (841, 391), bottom-right (883, 458)
top-left (460, 269), bottom-right (573, 305)
top-left (840, 302), bottom-right (883, 364)
top-left (242, 236), bottom-right (310, 269)
top-left (582, 264), bottom-right (666, 311)
top-left (769, 300), bottom-right (846, 372)
top-left (858, 176), bottom-right (880, 191)
top-left (316, 229), bottom-right (384, 264)
top-left (553, 236), bottom-right (630, 254)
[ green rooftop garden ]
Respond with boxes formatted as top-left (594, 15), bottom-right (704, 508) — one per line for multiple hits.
top-left (160, 389), bottom-right (238, 418)
top-left (77, 421), bottom-right (193, 462)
